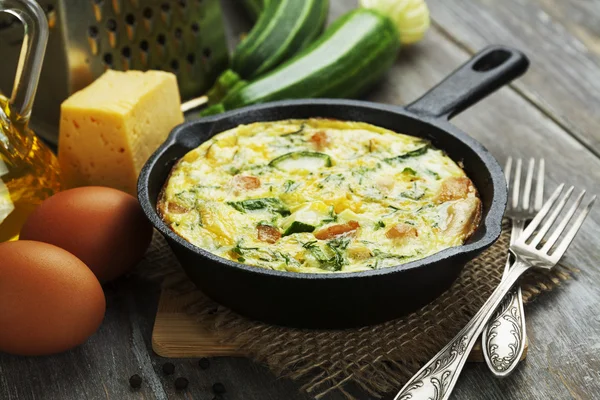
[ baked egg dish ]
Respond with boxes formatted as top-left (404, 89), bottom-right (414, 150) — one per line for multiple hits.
top-left (158, 118), bottom-right (481, 273)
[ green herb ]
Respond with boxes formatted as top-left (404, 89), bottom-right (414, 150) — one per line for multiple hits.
top-left (195, 185), bottom-right (222, 190)
top-left (352, 166), bottom-right (376, 185)
top-left (283, 180), bottom-right (299, 193)
top-left (383, 205), bottom-right (401, 217)
top-left (302, 240), bottom-right (328, 261)
top-left (316, 173), bottom-right (345, 189)
top-left (301, 237), bottom-right (351, 271)
top-left (231, 241), bottom-right (259, 256)
top-left (400, 182), bottom-right (425, 200)
top-left (322, 206), bottom-right (338, 223)
top-left (374, 220), bottom-right (386, 230)
top-left (323, 173), bottom-right (345, 183)
top-left (237, 257), bottom-right (246, 263)
top-left (279, 252), bottom-right (300, 267)
top-left (302, 240), bottom-right (318, 249)
top-left (359, 240), bottom-right (377, 245)
top-left (257, 220), bottom-right (274, 227)
top-left (227, 197), bottom-right (291, 216)
top-left (282, 124), bottom-right (306, 136)
top-left (326, 236), bottom-right (351, 271)
top-left (231, 149), bottom-right (240, 163)
top-left (174, 189), bottom-right (197, 201)
top-left (413, 203), bottom-right (434, 214)
top-left (233, 241), bottom-right (284, 264)
top-left (426, 169), bottom-right (440, 179)
top-left (367, 249), bottom-right (409, 269)
top-left (247, 164), bottom-right (271, 172)
top-left (402, 167), bottom-right (417, 176)
top-left (384, 145), bottom-right (430, 164)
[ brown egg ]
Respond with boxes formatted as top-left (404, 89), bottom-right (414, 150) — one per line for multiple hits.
top-left (0, 241), bottom-right (106, 356)
top-left (20, 186), bottom-right (153, 283)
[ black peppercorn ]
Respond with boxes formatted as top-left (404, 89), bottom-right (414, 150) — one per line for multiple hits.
top-left (129, 374), bottom-right (142, 389)
top-left (198, 358), bottom-right (210, 369)
top-left (174, 377), bottom-right (189, 390)
top-left (212, 382), bottom-right (226, 394)
top-left (162, 362), bottom-right (175, 375)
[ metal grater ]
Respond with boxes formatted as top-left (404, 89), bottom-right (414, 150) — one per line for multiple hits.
top-left (0, 0), bottom-right (230, 144)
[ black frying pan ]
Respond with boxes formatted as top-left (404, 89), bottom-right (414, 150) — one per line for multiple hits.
top-left (138, 46), bottom-right (529, 329)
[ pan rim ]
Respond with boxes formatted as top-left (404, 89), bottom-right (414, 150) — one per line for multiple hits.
top-left (138, 98), bottom-right (507, 281)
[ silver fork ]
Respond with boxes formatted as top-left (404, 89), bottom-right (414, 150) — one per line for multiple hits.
top-left (395, 184), bottom-right (596, 400)
top-left (482, 157), bottom-right (545, 377)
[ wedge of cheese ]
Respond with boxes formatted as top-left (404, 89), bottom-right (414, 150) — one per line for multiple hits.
top-left (58, 70), bottom-right (184, 195)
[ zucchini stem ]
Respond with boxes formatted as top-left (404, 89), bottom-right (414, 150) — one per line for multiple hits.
top-left (359, 0), bottom-right (430, 44)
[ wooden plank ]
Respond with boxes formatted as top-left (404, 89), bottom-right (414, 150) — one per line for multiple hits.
top-left (0, 280), bottom-right (167, 400)
top-left (426, 0), bottom-right (600, 156)
top-left (152, 291), bottom-right (243, 358)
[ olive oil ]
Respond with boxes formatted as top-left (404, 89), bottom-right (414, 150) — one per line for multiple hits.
top-left (0, 96), bottom-right (61, 242)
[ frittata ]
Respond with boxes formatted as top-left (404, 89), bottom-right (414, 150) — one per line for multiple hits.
top-left (158, 118), bottom-right (481, 273)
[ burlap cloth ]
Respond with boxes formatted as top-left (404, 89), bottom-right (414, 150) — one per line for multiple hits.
top-left (135, 220), bottom-right (576, 399)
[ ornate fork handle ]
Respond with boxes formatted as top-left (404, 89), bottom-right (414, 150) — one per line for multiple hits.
top-left (395, 259), bottom-right (530, 400)
top-left (482, 220), bottom-right (527, 376)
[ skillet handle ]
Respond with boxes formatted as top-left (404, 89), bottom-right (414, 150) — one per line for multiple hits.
top-left (405, 45), bottom-right (529, 120)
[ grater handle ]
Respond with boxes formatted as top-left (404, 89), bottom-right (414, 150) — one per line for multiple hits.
top-left (0, 0), bottom-right (48, 121)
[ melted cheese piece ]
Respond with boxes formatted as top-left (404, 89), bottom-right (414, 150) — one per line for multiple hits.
top-left (159, 119), bottom-right (481, 273)
top-left (58, 70), bottom-right (184, 195)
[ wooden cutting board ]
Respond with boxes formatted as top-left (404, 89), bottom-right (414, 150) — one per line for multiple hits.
top-left (152, 290), bottom-right (528, 361)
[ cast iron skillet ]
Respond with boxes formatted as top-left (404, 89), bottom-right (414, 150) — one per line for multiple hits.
top-left (139, 46), bottom-right (529, 329)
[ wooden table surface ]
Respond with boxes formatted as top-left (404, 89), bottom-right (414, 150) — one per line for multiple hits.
top-left (2, 0), bottom-right (600, 399)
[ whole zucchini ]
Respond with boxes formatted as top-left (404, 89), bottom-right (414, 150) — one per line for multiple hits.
top-left (203, 9), bottom-right (400, 115)
top-left (232, 0), bottom-right (329, 79)
top-left (239, 0), bottom-right (266, 22)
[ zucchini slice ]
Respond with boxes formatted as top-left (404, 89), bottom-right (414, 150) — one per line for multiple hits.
top-left (281, 201), bottom-right (331, 236)
top-left (269, 151), bottom-right (332, 171)
top-left (283, 221), bottom-right (316, 236)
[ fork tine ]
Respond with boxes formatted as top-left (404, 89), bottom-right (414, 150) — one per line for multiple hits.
top-left (529, 186), bottom-right (574, 248)
top-left (504, 157), bottom-right (513, 186)
top-left (512, 158), bottom-right (522, 209)
top-left (549, 195), bottom-right (596, 264)
top-left (519, 183), bottom-right (565, 243)
top-left (542, 190), bottom-right (586, 253)
top-left (534, 159), bottom-right (545, 211)
top-left (522, 158), bottom-right (535, 211)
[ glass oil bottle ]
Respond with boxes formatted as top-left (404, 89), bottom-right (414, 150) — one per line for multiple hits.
top-left (0, 0), bottom-right (61, 242)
